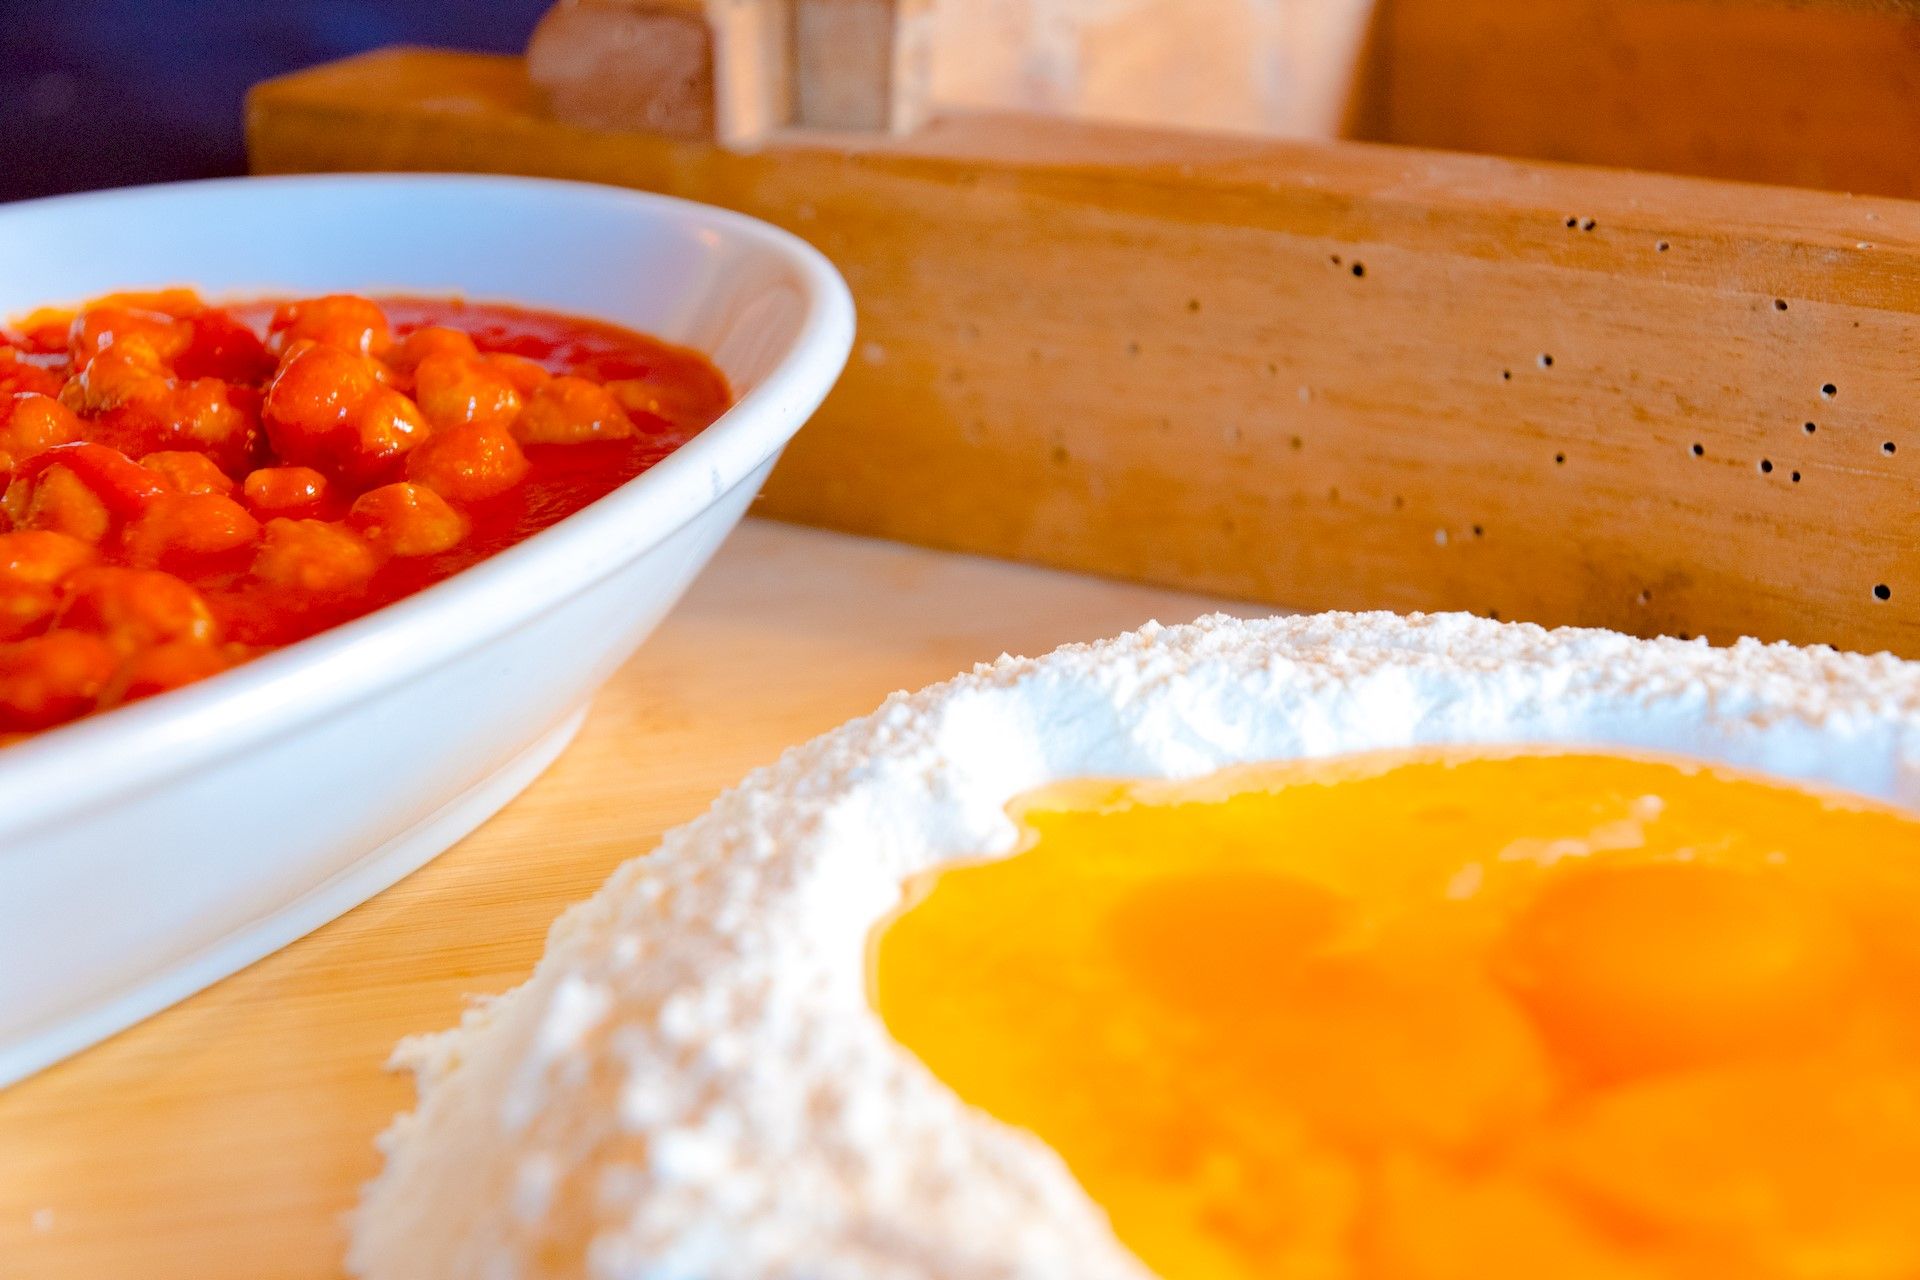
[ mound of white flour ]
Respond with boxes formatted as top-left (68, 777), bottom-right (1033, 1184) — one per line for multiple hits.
top-left (350, 611), bottom-right (1920, 1280)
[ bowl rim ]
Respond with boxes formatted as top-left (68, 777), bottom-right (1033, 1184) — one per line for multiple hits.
top-left (0, 172), bottom-right (855, 837)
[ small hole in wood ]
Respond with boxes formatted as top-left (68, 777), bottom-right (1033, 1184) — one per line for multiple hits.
top-left (1331, 254), bottom-right (1342, 266)
top-left (1501, 369), bottom-right (1512, 381)
top-left (1690, 443), bottom-right (1705, 457)
top-left (1472, 524), bottom-right (1485, 537)
top-left (1488, 608), bottom-right (1502, 621)
top-left (1564, 216), bottom-right (1578, 228)
top-left (1885, 442), bottom-right (1898, 456)
top-left (1538, 353), bottom-right (1554, 368)
top-left (1822, 383), bottom-right (1838, 398)
top-left (1656, 240), bottom-right (1671, 252)
top-left (1554, 452), bottom-right (1567, 465)
top-left (1876, 583), bottom-right (1893, 601)
top-left (1804, 421), bottom-right (1817, 434)
top-left (1759, 458), bottom-right (1774, 473)
top-left (1773, 298), bottom-right (1788, 311)
top-left (1791, 470), bottom-right (1802, 483)
top-left (1580, 218), bottom-right (1597, 232)
top-left (1351, 262), bottom-right (1366, 278)
top-left (1637, 589), bottom-right (1652, 605)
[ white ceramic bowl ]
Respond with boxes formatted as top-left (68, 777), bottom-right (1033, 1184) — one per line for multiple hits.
top-left (0, 174), bottom-right (854, 1085)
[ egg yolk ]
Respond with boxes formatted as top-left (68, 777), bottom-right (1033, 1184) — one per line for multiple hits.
top-left (870, 748), bottom-right (1920, 1280)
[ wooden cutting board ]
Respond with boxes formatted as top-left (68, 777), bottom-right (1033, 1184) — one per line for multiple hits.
top-left (0, 518), bottom-right (1258, 1280)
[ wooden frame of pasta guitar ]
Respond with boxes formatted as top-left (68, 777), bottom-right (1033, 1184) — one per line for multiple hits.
top-left (250, 14), bottom-right (1920, 654)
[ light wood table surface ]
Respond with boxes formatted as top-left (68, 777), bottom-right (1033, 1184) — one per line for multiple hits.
top-left (0, 519), bottom-right (1257, 1280)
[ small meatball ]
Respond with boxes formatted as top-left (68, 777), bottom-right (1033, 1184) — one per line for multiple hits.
top-left (6, 465), bottom-right (112, 543)
top-left (393, 326), bottom-right (478, 371)
top-left (404, 421), bottom-right (529, 503)
top-left (141, 450), bottom-right (236, 496)
top-left (68, 305), bottom-right (191, 365)
top-left (341, 386), bottom-right (430, 484)
top-left (514, 376), bottom-right (634, 445)
top-left (0, 631), bottom-right (117, 730)
top-left (120, 493), bottom-right (262, 571)
top-left (0, 393), bottom-right (83, 470)
top-left (17, 320), bottom-right (70, 358)
top-left (55, 565), bottom-right (219, 651)
top-left (100, 639), bottom-right (234, 707)
top-left (366, 357), bottom-right (404, 392)
top-left (0, 527), bottom-right (84, 641)
top-left (163, 378), bottom-right (260, 472)
top-left (606, 371), bottom-right (726, 428)
top-left (60, 334), bottom-right (174, 416)
top-left (0, 355), bottom-right (64, 400)
top-left (413, 352), bottom-right (521, 432)
top-left (267, 295), bottom-right (391, 358)
top-left (0, 581), bottom-right (55, 641)
top-left (250, 519), bottom-right (382, 595)
top-left (241, 465), bottom-right (331, 521)
top-left (483, 353), bottom-right (552, 395)
top-left (173, 308), bottom-right (275, 383)
top-left (0, 530), bottom-right (98, 585)
top-left (3, 443), bottom-right (168, 537)
top-left (262, 342), bottom-right (382, 471)
top-left (348, 483), bottom-right (467, 556)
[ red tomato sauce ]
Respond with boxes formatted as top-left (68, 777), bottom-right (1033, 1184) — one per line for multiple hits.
top-left (0, 291), bottom-right (730, 742)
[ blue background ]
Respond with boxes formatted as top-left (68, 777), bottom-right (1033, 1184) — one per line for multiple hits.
top-left (0, 1), bottom-right (551, 201)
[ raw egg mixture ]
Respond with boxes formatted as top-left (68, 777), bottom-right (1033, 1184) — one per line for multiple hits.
top-left (873, 748), bottom-right (1920, 1279)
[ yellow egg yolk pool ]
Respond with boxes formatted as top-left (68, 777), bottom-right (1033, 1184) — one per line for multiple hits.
top-left (869, 749), bottom-right (1920, 1280)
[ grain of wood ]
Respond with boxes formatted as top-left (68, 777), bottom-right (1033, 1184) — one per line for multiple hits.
top-left (528, 0), bottom-right (792, 142)
top-left (0, 520), bottom-right (1261, 1280)
top-left (248, 49), bottom-right (1920, 657)
top-left (1366, 0), bottom-right (1920, 200)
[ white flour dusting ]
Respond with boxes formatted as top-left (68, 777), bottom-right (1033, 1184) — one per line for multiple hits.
top-left (350, 611), bottom-right (1920, 1280)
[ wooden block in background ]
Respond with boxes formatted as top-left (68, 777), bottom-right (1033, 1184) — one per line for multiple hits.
top-left (528, 0), bottom-right (1383, 142)
top-left (528, 0), bottom-right (792, 142)
top-left (925, 0), bottom-right (1381, 137)
top-left (522, 0), bottom-right (1920, 200)
top-left (795, 0), bottom-right (936, 133)
top-left (1366, 0), bottom-right (1920, 201)
top-left (250, 49), bottom-right (1920, 657)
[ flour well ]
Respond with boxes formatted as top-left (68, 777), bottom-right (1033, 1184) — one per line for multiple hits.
top-left (350, 611), bottom-right (1920, 1279)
